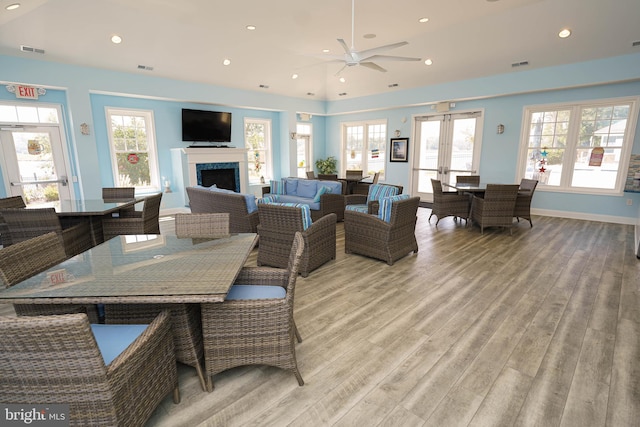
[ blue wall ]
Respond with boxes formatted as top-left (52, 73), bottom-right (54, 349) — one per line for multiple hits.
top-left (1, 52), bottom-right (640, 222)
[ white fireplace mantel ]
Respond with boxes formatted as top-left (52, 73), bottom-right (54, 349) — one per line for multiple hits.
top-left (182, 147), bottom-right (249, 194)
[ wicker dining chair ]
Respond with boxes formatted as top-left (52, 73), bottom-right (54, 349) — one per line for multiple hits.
top-left (257, 203), bottom-right (336, 277)
top-left (0, 232), bottom-right (100, 325)
top-left (0, 207), bottom-right (93, 258)
top-left (0, 195), bottom-right (26, 247)
top-left (317, 173), bottom-right (338, 180)
top-left (305, 171), bottom-right (316, 179)
top-left (470, 184), bottom-right (520, 234)
top-left (201, 232), bottom-right (306, 392)
top-left (102, 187), bottom-right (136, 216)
top-left (0, 310), bottom-right (180, 426)
top-left (353, 172), bottom-right (380, 195)
top-left (429, 179), bottom-right (471, 225)
top-left (514, 178), bottom-right (539, 227)
top-left (344, 196), bottom-right (420, 265)
top-left (175, 212), bottom-right (230, 238)
top-left (456, 175), bottom-right (481, 185)
top-left (102, 192), bottom-right (162, 240)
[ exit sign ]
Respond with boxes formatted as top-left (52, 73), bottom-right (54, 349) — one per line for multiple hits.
top-left (15, 85), bottom-right (39, 99)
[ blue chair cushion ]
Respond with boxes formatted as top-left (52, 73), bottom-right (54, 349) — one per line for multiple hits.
top-left (267, 202), bottom-right (313, 230)
top-left (258, 195), bottom-right (280, 204)
top-left (244, 194), bottom-right (258, 213)
top-left (378, 194), bottom-right (410, 222)
top-left (283, 178), bottom-right (299, 195)
top-left (90, 324), bottom-right (148, 365)
top-left (368, 184), bottom-right (399, 202)
top-left (345, 204), bottom-right (368, 213)
top-left (225, 284), bottom-right (286, 300)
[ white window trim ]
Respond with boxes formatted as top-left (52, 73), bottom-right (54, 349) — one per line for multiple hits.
top-left (516, 96), bottom-right (639, 195)
top-left (296, 122), bottom-right (313, 173)
top-left (341, 119), bottom-right (387, 175)
top-left (105, 107), bottom-right (160, 192)
top-left (244, 117), bottom-right (272, 184)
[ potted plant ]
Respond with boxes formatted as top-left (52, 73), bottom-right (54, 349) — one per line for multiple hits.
top-left (315, 156), bottom-right (337, 175)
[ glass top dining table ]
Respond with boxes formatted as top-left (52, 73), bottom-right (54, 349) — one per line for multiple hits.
top-left (442, 182), bottom-right (488, 193)
top-left (0, 233), bottom-right (258, 305)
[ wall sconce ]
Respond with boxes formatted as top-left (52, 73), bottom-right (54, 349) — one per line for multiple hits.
top-left (394, 130), bottom-right (401, 137)
top-left (497, 124), bottom-right (505, 134)
top-left (290, 132), bottom-right (297, 140)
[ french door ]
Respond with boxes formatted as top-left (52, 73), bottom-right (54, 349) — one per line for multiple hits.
top-left (0, 126), bottom-right (72, 207)
top-left (411, 111), bottom-right (483, 202)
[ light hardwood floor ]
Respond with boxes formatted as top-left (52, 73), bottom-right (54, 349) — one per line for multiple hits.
top-left (146, 209), bottom-right (640, 427)
top-left (3, 209), bottom-right (639, 426)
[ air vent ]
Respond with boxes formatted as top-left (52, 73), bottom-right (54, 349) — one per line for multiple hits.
top-left (306, 92), bottom-right (315, 96)
top-left (259, 84), bottom-right (269, 89)
top-left (632, 41), bottom-right (640, 47)
top-left (512, 61), bottom-right (529, 68)
top-left (338, 92), bottom-right (347, 96)
top-left (388, 83), bottom-right (399, 88)
top-left (20, 45), bottom-right (45, 54)
top-left (137, 65), bottom-right (154, 71)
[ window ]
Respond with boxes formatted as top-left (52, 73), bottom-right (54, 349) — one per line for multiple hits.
top-left (519, 97), bottom-right (638, 193)
top-left (245, 118), bottom-right (272, 184)
top-left (106, 108), bottom-right (159, 191)
top-left (342, 120), bottom-right (386, 179)
top-left (0, 103), bottom-right (60, 124)
top-left (296, 123), bottom-right (312, 178)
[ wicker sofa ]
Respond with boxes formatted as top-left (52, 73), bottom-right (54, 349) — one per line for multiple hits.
top-left (186, 186), bottom-right (259, 233)
top-left (261, 177), bottom-right (346, 221)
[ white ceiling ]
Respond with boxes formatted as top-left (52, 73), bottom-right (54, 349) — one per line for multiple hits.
top-left (1, 0), bottom-right (639, 101)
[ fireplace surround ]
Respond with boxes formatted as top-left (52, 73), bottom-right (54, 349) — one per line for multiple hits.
top-left (179, 147), bottom-right (249, 194)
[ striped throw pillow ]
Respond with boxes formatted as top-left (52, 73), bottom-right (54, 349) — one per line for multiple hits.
top-left (378, 194), bottom-right (410, 222)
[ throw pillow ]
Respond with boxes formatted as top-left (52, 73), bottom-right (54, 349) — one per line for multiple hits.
top-left (368, 184), bottom-right (399, 201)
top-left (270, 179), bottom-right (286, 195)
top-left (258, 195), bottom-right (280, 204)
top-left (378, 194), bottom-right (410, 222)
top-left (284, 178), bottom-right (299, 195)
top-left (313, 185), bottom-right (331, 203)
top-left (296, 179), bottom-right (317, 199)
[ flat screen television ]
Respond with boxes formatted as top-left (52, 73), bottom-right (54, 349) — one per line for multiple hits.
top-left (182, 108), bottom-right (232, 143)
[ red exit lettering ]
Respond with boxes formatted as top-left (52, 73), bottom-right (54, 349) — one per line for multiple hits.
top-left (16, 85), bottom-right (39, 99)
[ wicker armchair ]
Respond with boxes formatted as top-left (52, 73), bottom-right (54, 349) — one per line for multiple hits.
top-left (344, 196), bottom-right (420, 265)
top-left (429, 179), bottom-right (471, 225)
top-left (103, 303), bottom-right (207, 391)
top-left (257, 203), bottom-right (336, 277)
top-left (0, 310), bottom-right (179, 426)
top-left (201, 232), bottom-right (306, 392)
top-left (102, 193), bottom-right (162, 240)
top-left (175, 212), bottom-right (230, 238)
top-left (0, 195), bottom-right (26, 247)
top-left (514, 178), bottom-right (538, 227)
top-left (470, 184), bottom-right (520, 234)
top-left (0, 207), bottom-right (92, 258)
top-left (0, 232), bottom-right (100, 322)
top-left (186, 186), bottom-right (259, 233)
top-left (345, 183), bottom-right (403, 215)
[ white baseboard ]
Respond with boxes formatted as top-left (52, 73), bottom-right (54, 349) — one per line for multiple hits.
top-left (531, 208), bottom-right (635, 225)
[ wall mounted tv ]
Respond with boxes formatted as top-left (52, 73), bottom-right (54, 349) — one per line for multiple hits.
top-left (181, 108), bottom-right (232, 143)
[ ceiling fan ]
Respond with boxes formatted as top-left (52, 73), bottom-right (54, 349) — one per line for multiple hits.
top-left (326, 0), bottom-right (421, 75)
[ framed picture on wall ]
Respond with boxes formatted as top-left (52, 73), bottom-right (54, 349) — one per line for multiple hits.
top-left (390, 138), bottom-right (409, 162)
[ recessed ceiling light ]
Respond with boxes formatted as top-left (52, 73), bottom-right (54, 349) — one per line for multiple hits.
top-left (322, 49), bottom-right (330, 53)
top-left (223, 59), bottom-right (231, 66)
top-left (419, 17), bottom-right (429, 23)
top-left (558, 28), bottom-right (571, 38)
top-left (246, 25), bottom-right (256, 31)
top-left (5, 3), bottom-right (20, 11)
top-left (424, 58), bottom-right (433, 65)
top-left (111, 35), bottom-right (122, 44)
top-left (363, 33), bottom-right (376, 39)
top-left (339, 77), bottom-right (346, 83)
top-left (291, 73), bottom-right (298, 79)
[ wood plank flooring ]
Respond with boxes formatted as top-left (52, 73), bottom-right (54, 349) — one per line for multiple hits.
top-left (3, 209), bottom-right (639, 426)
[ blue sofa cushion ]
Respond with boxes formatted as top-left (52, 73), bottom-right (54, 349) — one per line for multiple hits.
top-left (225, 284), bottom-right (286, 300)
top-left (378, 194), bottom-right (410, 222)
top-left (283, 178), bottom-right (299, 195)
top-left (274, 195), bottom-right (320, 210)
top-left (296, 179), bottom-right (317, 198)
top-left (90, 324), bottom-right (148, 365)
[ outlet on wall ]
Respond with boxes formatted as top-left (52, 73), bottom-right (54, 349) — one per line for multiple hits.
top-left (627, 198), bottom-right (633, 206)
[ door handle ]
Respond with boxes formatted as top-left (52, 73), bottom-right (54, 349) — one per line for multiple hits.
top-left (11, 177), bottom-right (68, 187)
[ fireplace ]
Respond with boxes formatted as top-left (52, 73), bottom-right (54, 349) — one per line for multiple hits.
top-left (197, 163), bottom-right (240, 192)
top-left (176, 147), bottom-right (249, 194)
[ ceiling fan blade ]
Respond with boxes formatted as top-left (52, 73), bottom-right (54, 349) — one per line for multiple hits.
top-left (334, 64), bottom-right (348, 76)
top-left (358, 41), bottom-right (409, 60)
top-left (337, 38), bottom-right (353, 57)
top-left (365, 54), bottom-right (422, 62)
top-left (360, 62), bottom-right (387, 73)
